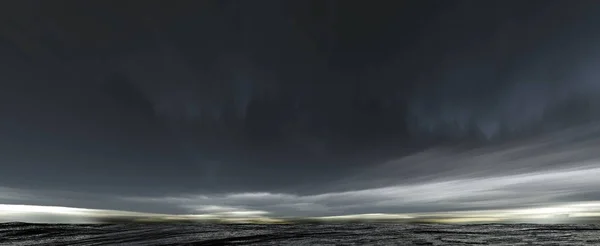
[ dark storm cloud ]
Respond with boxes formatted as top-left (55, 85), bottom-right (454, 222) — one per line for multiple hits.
top-left (3, 0), bottom-right (600, 220)
top-left (405, 1), bottom-right (600, 140)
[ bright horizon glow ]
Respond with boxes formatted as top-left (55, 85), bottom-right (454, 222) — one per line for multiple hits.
top-left (2, 201), bottom-right (600, 224)
top-left (4, 160), bottom-right (600, 224)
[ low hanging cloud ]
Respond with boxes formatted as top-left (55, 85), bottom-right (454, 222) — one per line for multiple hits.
top-left (125, 163), bottom-right (600, 217)
top-left (3, 122), bottom-right (600, 222)
top-left (118, 122), bottom-right (600, 217)
top-left (0, 187), bottom-right (37, 202)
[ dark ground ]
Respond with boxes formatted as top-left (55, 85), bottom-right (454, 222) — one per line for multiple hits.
top-left (1, 223), bottom-right (600, 245)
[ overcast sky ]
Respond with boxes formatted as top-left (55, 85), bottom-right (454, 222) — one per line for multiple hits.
top-left (3, 0), bottom-right (600, 219)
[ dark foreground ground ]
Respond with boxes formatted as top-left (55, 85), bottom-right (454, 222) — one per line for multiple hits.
top-left (1, 223), bottom-right (600, 245)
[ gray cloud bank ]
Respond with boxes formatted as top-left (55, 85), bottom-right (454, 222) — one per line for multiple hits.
top-left (109, 122), bottom-right (600, 216)
top-left (4, 122), bottom-right (600, 220)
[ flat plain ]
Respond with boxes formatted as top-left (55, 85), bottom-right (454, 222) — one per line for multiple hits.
top-left (2, 222), bottom-right (600, 245)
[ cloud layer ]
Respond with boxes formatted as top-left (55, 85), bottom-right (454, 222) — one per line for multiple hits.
top-left (115, 123), bottom-right (600, 217)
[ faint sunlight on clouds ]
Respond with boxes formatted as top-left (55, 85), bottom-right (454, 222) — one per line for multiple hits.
top-left (125, 164), bottom-right (600, 218)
